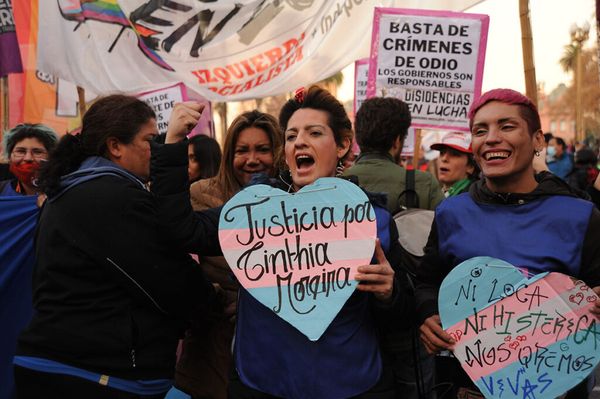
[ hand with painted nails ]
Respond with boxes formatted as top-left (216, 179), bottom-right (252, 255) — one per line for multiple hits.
top-left (355, 239), bottom-right (395, 302)
top-left (165, 101), bottom-right (205, 144)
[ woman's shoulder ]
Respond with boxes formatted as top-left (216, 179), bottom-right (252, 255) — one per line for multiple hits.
top-left (190, 177), bottom-right (226, 210)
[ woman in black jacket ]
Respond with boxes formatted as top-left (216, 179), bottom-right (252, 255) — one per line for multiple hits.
top-left (14, 95), bottom-right (220, 399)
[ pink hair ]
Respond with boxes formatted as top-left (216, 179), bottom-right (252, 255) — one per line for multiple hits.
top-left (468, 89), bottom-right (541, 134)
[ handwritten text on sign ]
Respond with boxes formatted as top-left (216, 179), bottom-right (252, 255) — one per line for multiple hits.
top-left (219, 178), bottom-right (377, 341)
top-left (366, 8), bottom-right (489, 131)
top-left (439, 257), bottom-right (600, 399)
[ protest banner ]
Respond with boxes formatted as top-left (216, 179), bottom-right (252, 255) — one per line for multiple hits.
top-left (136, 82), bottom-right (212, 136)
top-left (366, 8), bottom-right (489, 132)
top-left (401, 127), bottom-right (416, 157)
top-left (137, 83), bottom-right (186, 135)
top-left (6, 0), bottom-right (85, 136)
top-left (354, 58), bottom-right (369, 114)
top-left (37, 1), bottom-right (482, 102)
top-left (0, 0), bottom-right (22, 77)
top-left (218, 177), bottom-right (377, 341)
top-left (438, 257), bottom-right (600, 399)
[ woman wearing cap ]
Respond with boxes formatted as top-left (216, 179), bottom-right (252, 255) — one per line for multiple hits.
top-left (415, 89), bottom-right (600, 398)
top-left (1, 124), bottom-right (58, 197)
top-left (152, 86), bottom-right (413, 399)
top-left (430, 132), bottom-right (480, 197)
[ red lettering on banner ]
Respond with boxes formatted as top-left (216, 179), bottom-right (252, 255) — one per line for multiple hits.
top-left (191, 32), bottom-right (306, 87)
top-left (250, 54), bottom-right (269, 73)
top-left (264, 47), bottom-right (283, 66)
top-left (207, 44), bottom-right (304, 96)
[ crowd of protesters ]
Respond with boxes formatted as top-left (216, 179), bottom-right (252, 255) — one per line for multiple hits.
top-left (1, 85), bottom-right (600, 399)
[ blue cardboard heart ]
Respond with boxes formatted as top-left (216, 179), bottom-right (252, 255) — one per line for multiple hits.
top-left (219, 177), bottom-right (377, 340)
top-left (439, 256), bottom-right (600, 399)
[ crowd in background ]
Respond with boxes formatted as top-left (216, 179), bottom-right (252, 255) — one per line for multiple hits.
top-left (1, 86), bottom-right (600, 399)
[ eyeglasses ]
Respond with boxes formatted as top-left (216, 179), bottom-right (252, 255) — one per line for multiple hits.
top-left (11, 147), bottom-right (48, 160)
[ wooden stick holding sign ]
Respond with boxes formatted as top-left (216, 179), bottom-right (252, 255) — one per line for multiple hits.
top-left (412, 129), bottom-right (422, 170)
top-left (1, 77), bottom-right (8, 133)
top-left (519, 0), bottom-right (538, 106)
top-left (77, 86), bottom-right (87, 119)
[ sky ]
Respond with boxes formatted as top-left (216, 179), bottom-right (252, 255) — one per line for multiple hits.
top-left (338, 0), bottom-right (597, 101)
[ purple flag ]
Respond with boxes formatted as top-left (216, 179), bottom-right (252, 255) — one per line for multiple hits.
top-left (0, 0), bottom-right (23, 77)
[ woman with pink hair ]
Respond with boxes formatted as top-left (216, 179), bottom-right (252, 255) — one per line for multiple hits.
top-left (415, 89), bottom-right (600, 398)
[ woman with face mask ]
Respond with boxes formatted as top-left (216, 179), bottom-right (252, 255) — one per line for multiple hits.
top-left (1, 124), bottom-right (58, 197)
top-left (546, 137), bottom-right (573, 180)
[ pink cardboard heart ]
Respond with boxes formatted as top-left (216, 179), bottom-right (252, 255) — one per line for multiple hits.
top-left (219, 177), bottom-right (377, 340)
top-left (439, 257), bottom-right (600, 399)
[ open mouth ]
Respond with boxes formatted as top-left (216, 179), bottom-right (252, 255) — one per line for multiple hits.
top-left (439, 167), bottom-right (449, 173)
top-left (296, 154), bottom-right (315, 170)
top-left (484, 151), bottom-right (511, 161)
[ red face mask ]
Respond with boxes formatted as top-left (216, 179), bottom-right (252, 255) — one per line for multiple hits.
top-left (10, 161), bottom-right (42, 187)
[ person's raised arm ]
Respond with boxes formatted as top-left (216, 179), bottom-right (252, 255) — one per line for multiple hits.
top-left (151, 102), bottom-right (222, 256)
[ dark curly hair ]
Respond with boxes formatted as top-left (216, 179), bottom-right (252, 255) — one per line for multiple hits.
top-left (354, 97), bottom-right (411, 153)
top-left (39, 94), bottom-right (156, 197)
top-left (279, 85), bottom-right (353, 161)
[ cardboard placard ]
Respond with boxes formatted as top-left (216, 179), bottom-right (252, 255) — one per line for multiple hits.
top-left (219, 177), bottom-right (377, 340)
top-left (367, 8), bottom-right (489, 131)
top-left (439, 257), bottom-right (600, 399)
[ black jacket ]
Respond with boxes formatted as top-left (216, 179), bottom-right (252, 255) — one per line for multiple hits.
top-left (17, 170), bottom-right (218, 380)
top-left (415, 172), bottom-right (600, 325)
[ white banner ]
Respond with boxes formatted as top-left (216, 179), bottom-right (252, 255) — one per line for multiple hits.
top-left (354, 58), bottom-right (369, 113)
top-left (366, 8), bottom-right (488, 131)
top-left (39, 1), bottom-right (483, 101)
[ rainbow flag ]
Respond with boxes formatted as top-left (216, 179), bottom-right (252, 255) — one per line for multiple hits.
top-left (57, 0), bottom-right (174, 71)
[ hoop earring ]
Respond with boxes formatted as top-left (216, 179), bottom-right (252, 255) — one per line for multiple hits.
top-left (336, 159), bottom-right (344, 176)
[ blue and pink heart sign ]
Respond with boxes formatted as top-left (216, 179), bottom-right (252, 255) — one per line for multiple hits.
top-left (219, 177), bottom-right (377, 341)
top-left (439, 257), bottom-right (600, 399)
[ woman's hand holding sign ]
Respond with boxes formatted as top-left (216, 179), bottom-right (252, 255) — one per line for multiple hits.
top-left (419, 314), bottom-right (455, 355)
top-left (165, 101), bottom-right (205, 144)
top-left (355, 239), bottom-right (395, 302)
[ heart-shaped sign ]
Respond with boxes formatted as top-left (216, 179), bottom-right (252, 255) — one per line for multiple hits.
top-left (439, 257), bottom-right (600, 399)
top-left (219, 177), bottom-right (377, 341)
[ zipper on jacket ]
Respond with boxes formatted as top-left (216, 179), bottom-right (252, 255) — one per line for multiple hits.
top-left (130, 313), bottom-right (138, 368)
top-left (130, 349), bottom-right (136, 368)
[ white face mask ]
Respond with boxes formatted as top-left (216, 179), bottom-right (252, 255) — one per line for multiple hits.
top-left (546, 146), bottom-right (556, 161)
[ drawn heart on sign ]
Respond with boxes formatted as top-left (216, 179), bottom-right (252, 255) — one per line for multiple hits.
top-left (569, 292), bottom-right (584, 305)
top-left (438, 257), bottom-right (600, 399)
top-left (219, 177), bottom-right (377, 341)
